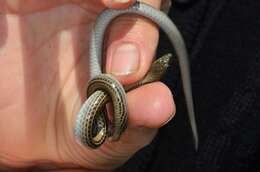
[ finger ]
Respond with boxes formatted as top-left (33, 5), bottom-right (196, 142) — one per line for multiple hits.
top-left (106, 82), bottom-right (175, 129)
top-left (105, 0), bottom-right (162, 85)
top-left (103, 82), bottom-right (175, 165)
top-left (102, 0), bottom-right (136, 9)
top-left (127, 82), bottom-right (175, 128)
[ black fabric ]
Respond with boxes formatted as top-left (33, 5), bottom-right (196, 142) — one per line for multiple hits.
top-left (115, 0), bottom-right (260, 171)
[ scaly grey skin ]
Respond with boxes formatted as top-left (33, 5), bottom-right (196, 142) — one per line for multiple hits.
top-left (75, 2), bottom-right (199, 150)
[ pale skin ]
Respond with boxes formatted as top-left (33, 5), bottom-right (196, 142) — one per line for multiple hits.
top-left (0, 0), bottom-right (175, 171)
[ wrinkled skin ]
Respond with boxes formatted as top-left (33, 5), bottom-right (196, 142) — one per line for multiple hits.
top-left (0, 0), bottom-right (175, 171)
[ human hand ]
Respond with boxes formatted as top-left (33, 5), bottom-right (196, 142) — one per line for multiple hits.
top-left (0, 0), bottom-right (175, 171)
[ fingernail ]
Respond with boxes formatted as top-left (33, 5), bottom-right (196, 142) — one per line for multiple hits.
top-left (110, 43), bottom-right (140, 76)
top-left (160, 113), bottom-right (175, 127)
top-left (112, 0), bottom-right (130, 3)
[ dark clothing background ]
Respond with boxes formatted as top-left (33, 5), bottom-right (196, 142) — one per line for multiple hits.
top-left (116, 0), bottom-right (260, 171)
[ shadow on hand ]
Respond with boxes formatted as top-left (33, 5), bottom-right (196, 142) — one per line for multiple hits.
top-left (0, 13), bottom-right (7, 48)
